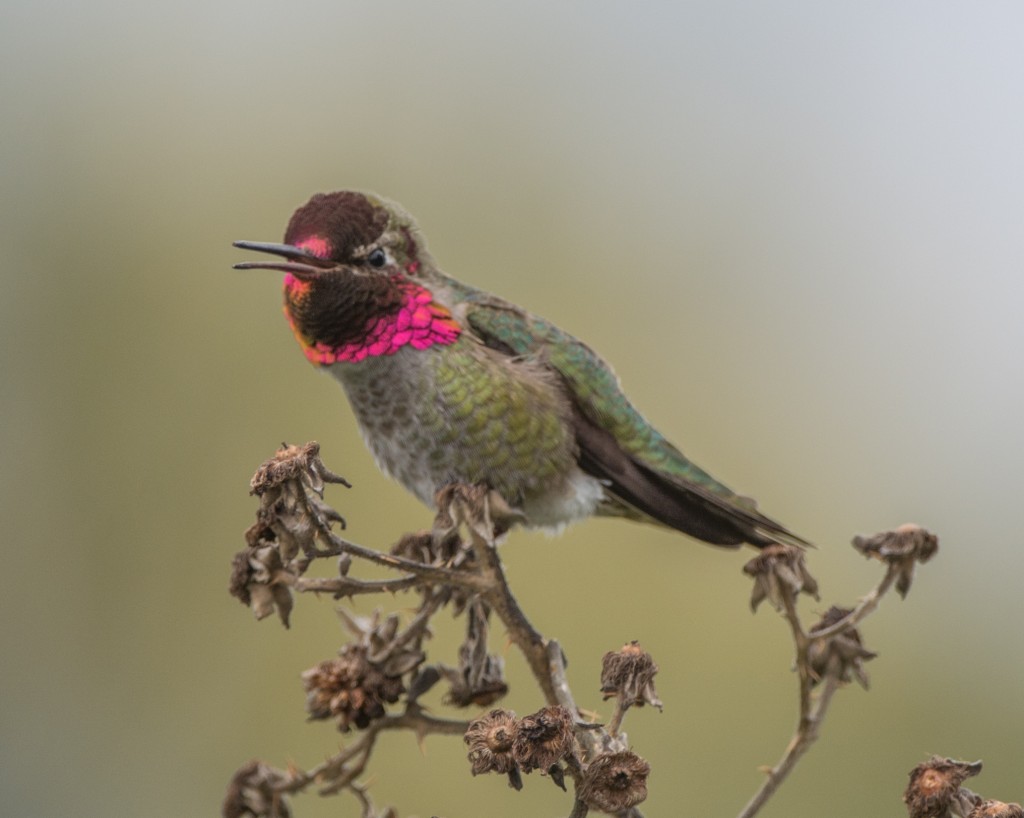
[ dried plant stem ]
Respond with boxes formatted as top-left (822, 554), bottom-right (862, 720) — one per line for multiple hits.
top-left (568, 798), bottom-right (590, 818)
top-left (606, 699), bottom-right (629, 736)
top-left (736, 561), bottom-right (904, 818)
top-left (291, 574), bottom-right (420, 596)
top-left (781, 588), bottom-right (813, 722)
top-left (461, 514), bottom-right (616, 770)
top-left (385, 587), bottom-right (445, 656)
top-left (806, 563), bottom-right (900, 643)
top-left (546, 640), bottom-right (579, 713)
top-left (348, 781), bottom-right (378, 818)
top-left (320, 527), bottom-right (488, 590)
top-left (465, 520), bottom-right (562, 706)
top-left (735, 677), bottom-right (840, 818)
top-left (285, 706), bottom-right (471, 799)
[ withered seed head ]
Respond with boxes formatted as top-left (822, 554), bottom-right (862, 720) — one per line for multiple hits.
top-left (743, 544), bottom-right (819, 612)
top-left (465, 708), bottom-right (519, 776)
top-left (600, 641), bottom-right (662, 710)
top-left (441, 597), bottom-right (508, 707)
top-left (444, 652), bottom-right (509, 708)
top-left (807, 606), bottom-right (877, 689)
top-left (229, 550), bottom-right (255, 606)
top-left (222, 760), bottom-right (292, 818)
top-left (904, 756), bottom-right (983, 818)
top-left (250, 442), bottom-right (349, 496)
top-left (228, 546), bottom-right (294, 628)
top-left (511, 705), bottom-right (576, 773)
top-left (390, 529), bottom-right (475, 611)
top-left (578, 751), bottom-right (651, 814)
top-left (853, 523), bottom-right (938, 598)
top-left (245, 442), bottom-right (349, 563)
top-left (391, 531), bottom-right (440, 563)
top-left (301, 644), bottom-right (405, 732)
top-left (970, 801), bottom-right (1024, 818)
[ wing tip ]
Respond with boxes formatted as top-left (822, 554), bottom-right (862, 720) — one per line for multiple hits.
top-left (751, 524), bottom-right (815, 550)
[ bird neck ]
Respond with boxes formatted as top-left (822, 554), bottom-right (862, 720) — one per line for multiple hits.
top-left (289, 274), bottom-right (462, 366)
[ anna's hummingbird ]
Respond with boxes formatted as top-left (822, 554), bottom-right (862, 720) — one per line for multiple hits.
top-left (235, 191), bottom-right (807, 549)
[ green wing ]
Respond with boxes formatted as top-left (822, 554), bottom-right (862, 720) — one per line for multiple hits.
top-left (462, 292), bottom-right (808, 548)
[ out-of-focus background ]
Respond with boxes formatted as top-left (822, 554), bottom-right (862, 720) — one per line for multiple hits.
top-left (3, 2), bottom-right (1023, 816)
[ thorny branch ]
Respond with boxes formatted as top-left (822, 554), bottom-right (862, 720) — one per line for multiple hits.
top-left (225, 442), bottom-right (953, 818)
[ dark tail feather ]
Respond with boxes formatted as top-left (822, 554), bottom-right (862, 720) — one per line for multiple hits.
top-left (573, 409), bottom-right (809, 549)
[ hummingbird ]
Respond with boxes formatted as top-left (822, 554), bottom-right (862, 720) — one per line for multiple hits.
top-left (235, 191), bottom-right (807, 549)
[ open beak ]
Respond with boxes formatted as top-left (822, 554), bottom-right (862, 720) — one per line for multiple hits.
top-left (232, 240), bottom-right (337, 279)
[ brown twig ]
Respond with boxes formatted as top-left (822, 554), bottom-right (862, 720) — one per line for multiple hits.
top-left (605, 698), bottom-right (629, 737)
top-left (290, 574), bottom-right (420, 596)
top-left (735, 676), bottom-right (841, 818)
top-left (805, 563), bottom-right (900, 643)
top-left (456, 502), bottom-right (562, 706)
top-left (318, 527), bottom-right (488, 591)
top-left (288, 706), bottom-right (470, 798)
top-left (735, 548), bottom-right (915, 818)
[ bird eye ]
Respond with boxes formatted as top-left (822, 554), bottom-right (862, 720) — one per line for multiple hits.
top-left (367, 248), bottom-right (387, 268)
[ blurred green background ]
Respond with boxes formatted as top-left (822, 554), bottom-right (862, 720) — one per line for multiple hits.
top-left (3, 2), bottom-right (1023, 816)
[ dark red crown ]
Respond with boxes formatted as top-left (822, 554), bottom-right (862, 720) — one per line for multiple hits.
top-left (284, 192), bottom-right (389, 261)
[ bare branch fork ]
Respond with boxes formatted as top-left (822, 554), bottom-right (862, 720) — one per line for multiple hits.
top-left (224, 442), bottom-right (953, 818)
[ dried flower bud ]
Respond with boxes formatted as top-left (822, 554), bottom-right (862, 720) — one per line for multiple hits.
top-left (391, 531), bottom-right (441, 564)
top-left (743, 544), bottom-right (819, 612)
top-left (250, 441), bottom-right (349, 496)
top-left (512, 705), bottom-right (576, 773)
top-left (970, 801), bottom-right (1024, 818)
top-left (578, 751), bottom-right (651, 814)
top-left (904, 756), bottom-right (983, 818)
top-left (600, 641), bottom-right (662, 710)
top-left (229, 550), bottom-right (254, 606)
top-left (334, 608), bottom-right (427, 678)
top-left (246, 443), bottom-right (349, 563)
top-left (853, 524), bottom-right (938, 598)
top-left (443, 652), bottom-right (509, 708)
top-left (406, 665), bottom-right (442, 703)
top-left (465, 708), bottom-right (520, 776)
top-left (442, 598), bottom-right (508, 707)
top-left (391, 530), bottom-right (475, 612)
top-left (302, 643), bottom-right (405, 732)
top-left (249, 484), bottom-right (315, 562)
top-left (228, 546), bottom-right (294, 628)
top-left (807, 606), bottom-right (877, 688)
top-left (222, 760), bottom-right (291, 818)
top-left (337, 552), bottom-right (352, 577)
top-left (954, 790), bottom-right (986, 818)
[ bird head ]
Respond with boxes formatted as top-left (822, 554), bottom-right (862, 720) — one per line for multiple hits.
top-left (235, 191), bottom-right (456, 364)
